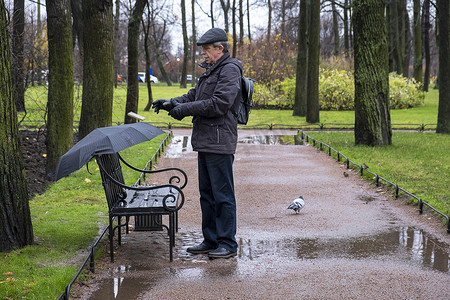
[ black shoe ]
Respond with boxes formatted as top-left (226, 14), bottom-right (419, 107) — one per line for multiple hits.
top-left (208, 247), bottom-right (237, 259)
top-left (186, 243), bottom-right (216, 254)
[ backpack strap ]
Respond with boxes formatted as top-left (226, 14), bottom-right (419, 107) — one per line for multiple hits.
top-left (217, 61), bottom-right (243, 117)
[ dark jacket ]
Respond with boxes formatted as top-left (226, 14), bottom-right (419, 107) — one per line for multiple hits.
top-left (172, 52), bottom-right (242, 154)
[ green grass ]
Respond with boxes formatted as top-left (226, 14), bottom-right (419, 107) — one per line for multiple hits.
top-left (303, 130), bottom-right (450, 218)
top-left (0, 133), bottom-right (167, 299)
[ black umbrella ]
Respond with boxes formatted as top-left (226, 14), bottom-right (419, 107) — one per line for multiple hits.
top-left (54, 122), bottom-right (165, 181)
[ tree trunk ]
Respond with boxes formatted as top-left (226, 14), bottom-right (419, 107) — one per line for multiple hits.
top-left (437, 0), bottom-right (450, 133)
top-left (239, 0), bottom-right (244, 45)
top-left (306, 0), bottom-right (320, 124)
top-left (146, 4), bottom-right (172, 86)
top-left (191, 0), bottom-right (196, 87)
top-left (45, 0), bottom-right (74, 177)
top-left (143, 6), bottom-right (154, 112)
top-left (124, 0), bottom-right (147, 124)
top-left (155, 47), bottom-right (172, 86)
top-left (398, 0), bottom-right (407, 76)
top-left (220, 0), bottom-right (230, 33)
top-left (402, 0), bottom-right (411, 77)
top-left (210, 0), bottom-right (214, 28)
top-left (332, 0), bottom-right (339, 57)
top-left (343, 0), bottom-right (350, 58)
top-left (180, 0), bottom-right (188, 88)
top-left (114, 0), bottom-right (121, 88)
top-left (12, 0), bottom-right (25, 112)
top-left (267, 0), bottom-right (272, 43)
top-left (232, 0), bottom-right (237, 57)
top-left (413, 0), bottom-right (422, 84)
top-left (422, 0), bottom-right (430, 92)
top-left (79, 0), bottom-right (114, 138)
top-left (434, 2), bottom-right (439, 90)
top-left (281, 0), bottom-right (286, 37)
top-left (293, 0), bottom-right (308, 117)
top-left (388, 0), bottom-right (402, 74)
top-left (36, 0), bottom-right (43, 87)
top-left (0, 0), bottom-right (33, 252)
top-left (70, 0), bottom-right (84, 57)
top-left (353, 0), bottom-right (392, 146)
top-left (247, 0), bottom-right (251, 43)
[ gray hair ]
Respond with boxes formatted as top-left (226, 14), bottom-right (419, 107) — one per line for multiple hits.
top-left (213, 41), bottom-right (229, 52)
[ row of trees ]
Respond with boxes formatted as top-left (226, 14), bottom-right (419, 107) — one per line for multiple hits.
top-left (1, 0), bottom-right (449, 252)
top-left (6, 1), bottom-right (442, 91)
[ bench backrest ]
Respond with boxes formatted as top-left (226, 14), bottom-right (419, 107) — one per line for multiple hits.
top-left (96, 153), bottom-right (127, 211)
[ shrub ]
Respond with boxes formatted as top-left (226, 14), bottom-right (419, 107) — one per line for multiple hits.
top-left (389, 72), bottom-right (425, 109)
top-left (319, 68), bottom-right (355, 110)
top-left (267, 69), bottom-right (425, 111)
top-left (252, 82), bottom-right (274, 107)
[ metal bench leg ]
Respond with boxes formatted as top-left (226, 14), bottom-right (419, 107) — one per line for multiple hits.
top-left (126, 216), bottom-right (130, 234)
top-left (175, 211), bottom-right (178, 233)
top-left (109, 216), bottom-right (115, 262)
top-left (118, 216), bottom-right (122, 246)
top-left (169, 213), bottom-right (174, 262)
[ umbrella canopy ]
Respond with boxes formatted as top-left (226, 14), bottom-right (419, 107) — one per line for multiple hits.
top-left (54, 122), bottom-right (165, 181)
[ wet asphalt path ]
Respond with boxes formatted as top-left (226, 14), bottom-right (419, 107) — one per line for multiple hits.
top-left (75, 129), bottom-right (450, 300)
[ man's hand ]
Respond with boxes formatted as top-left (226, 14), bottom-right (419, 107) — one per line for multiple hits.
top-left (168, 104), bottom-right (186, 121)
top-left (152, 99), bottom-right (171, 114)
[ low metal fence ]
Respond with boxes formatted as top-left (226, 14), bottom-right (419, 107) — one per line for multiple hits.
top-left (298, 130), bottom-right (450, 234)
top-left (139, 122), bottom-right (437, 131)
top-left (57, 131), bottom-right (172, 300)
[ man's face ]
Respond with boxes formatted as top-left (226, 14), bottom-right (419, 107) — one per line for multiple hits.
top-left (201, 44), bottom-right (224, 65)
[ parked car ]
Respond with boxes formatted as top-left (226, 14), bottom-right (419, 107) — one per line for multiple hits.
top-left (184, 74), bottom-right (197, 83)
top-left (138, 72), bottom-right (159, 83)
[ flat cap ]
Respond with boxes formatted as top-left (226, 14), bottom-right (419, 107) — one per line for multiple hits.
top-left (197, 28), bottom-right (228, 46)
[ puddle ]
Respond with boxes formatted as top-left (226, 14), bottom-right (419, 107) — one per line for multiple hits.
top-left (165, 134), bottom-right (302, 158)
top-left (89, 265), bottom-right (152, 299)
top-left (238, 227), bottom-right (449, 273)
top-left (165, 136), bottom-right (192, 158)
top-left (238, 134), bottom-right (303, 145)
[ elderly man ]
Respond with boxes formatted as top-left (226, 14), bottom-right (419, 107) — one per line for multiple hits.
top-left (153, 28), bottom-right (242, 258)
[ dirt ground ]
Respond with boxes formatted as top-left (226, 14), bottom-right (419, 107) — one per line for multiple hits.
top-left (20, 129), bottom-right (450, 299)
top-left (20, 130), bottom-right (52, 198)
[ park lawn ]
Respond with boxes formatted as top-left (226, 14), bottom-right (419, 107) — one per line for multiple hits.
top-left (0, 133), bottom-right (168, 299)
top-left (304, 130), bottom-right (450, 220)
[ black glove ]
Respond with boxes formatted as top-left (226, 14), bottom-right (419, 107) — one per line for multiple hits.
top-left (168, 104), bottom-right (187, 121)
top-left (152, 99), bottom-right (170, 114)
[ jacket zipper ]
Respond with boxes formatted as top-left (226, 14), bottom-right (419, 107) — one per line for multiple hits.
top-left (216, 126), bottom-right (220, 144)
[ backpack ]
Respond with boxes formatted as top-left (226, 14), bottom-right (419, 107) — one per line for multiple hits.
top-left (236, 76), bottom-right (254, 125)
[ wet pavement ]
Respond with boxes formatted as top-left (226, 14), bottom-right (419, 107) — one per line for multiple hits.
top-left (74, 129), bottom-right (450, 299)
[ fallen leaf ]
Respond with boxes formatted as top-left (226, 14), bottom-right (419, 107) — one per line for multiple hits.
top-left (2, 271), bottom-right (14, 276)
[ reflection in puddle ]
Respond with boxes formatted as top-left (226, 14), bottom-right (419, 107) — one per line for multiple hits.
top-left (89, 265), bottom-right (154, 299)
top-left (239, 227), bottom-right (449, 273)
top-left (165, 134), bottom-right (302, 158)
top-left (165, 136), bottom-right (192, 158)
top-left (238, 134), bottom-right (303, 145)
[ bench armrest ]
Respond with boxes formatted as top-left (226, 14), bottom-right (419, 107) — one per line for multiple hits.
top-left (118, 153), bottom-right (188, 189)
top-left (97, 160), bottom-right (185, 212)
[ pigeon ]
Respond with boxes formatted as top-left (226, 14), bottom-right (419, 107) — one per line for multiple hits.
top-left (287, 196), bottom-right (305, 214)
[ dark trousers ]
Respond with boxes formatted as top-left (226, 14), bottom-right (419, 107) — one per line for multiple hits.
top-left (198, 152), bottom-right (237, 252)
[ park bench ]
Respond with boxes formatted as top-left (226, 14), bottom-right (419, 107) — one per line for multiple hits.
top-left (95, 152), bottom-right (187, 262)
